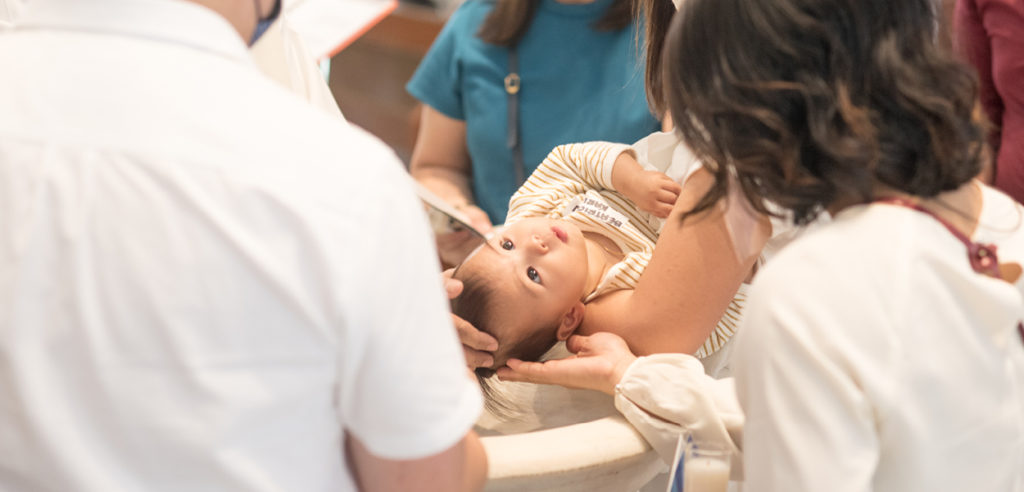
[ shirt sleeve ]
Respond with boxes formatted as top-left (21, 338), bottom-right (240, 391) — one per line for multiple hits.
top-left (506, 141), bottom-right (633, 223)
top-left (733, 261), bottom-right (884, 492)
top-left (614, 354), bottom-right (745, 479)
top-left (405, 4), bottom-right (470, 120)
top-left (333, 130), bottom-right (482, 459)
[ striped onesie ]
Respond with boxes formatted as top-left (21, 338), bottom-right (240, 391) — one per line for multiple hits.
top-left (505, 141), bottom-right (744, 360)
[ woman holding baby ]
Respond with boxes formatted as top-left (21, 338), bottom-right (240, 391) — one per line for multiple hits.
top-left (454, 0), bottom-right (1024, 489)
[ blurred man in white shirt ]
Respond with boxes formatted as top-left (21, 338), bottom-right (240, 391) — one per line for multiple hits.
top-left (0, 1), bottom-right (486, 491)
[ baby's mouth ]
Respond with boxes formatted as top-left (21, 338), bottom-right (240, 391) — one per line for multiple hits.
top-left (552, 226), bottom-right (569, 244)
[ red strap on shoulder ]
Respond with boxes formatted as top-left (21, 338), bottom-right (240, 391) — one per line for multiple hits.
top-left (876, 198), bottom-right (1022, 346)
top-left (874, 198), bottom-right (1002, 278)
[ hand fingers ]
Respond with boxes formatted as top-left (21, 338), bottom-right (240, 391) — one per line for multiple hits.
top-left (646, 170), bottom-right (672, 180)
top-left (644, 197), bottom-right (674, 218)
top-left (444, 276), bottom-right (463, 299)
top-left (663, 179), bottom-right (682, 195)
top-left (461, 327), bottom-right (499, 352)
top-left (453, 314), bottom-right (499, 351)
top-left (464, 347), bottom-right (494, 369)
top-left (565, 334), bottom-right (591, 354)
top-left (496, 358), bottom-right (565, 384)
top-left (652, 203), bottom-right (673, 218)
top-left (573, 332), bottom-right (633, 358)
top-left (658, 189), bottom-right (680, 204)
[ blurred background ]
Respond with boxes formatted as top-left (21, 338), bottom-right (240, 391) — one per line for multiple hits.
top-left (328, 0), bottom-right (456, 164)
top-left (324, 0), bottom-right (958, 166)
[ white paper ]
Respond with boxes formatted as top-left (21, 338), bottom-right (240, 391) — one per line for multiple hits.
top-left (284, 0), bottom-right (397, 60)
top-left (413, 181), bottom-right (487, 239)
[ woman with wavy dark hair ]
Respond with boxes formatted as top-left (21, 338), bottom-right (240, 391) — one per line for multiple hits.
top-left (665, 0), bottom-right (1024, 488)
top-left (501, 0), bottom-right (1024, 488)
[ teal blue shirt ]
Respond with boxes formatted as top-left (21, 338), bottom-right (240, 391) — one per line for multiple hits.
top-left (407, 0), bottom-right (659, 223)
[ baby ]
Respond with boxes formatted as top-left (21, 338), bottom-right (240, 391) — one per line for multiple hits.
top-left (452, 138), bottom-right (747, 374)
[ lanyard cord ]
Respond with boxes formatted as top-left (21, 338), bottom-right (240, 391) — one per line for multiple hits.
top-left (505, 47), bottom-right (525, 186)
top-left (874, 197), bottom-right (1002, 278)
top-left (874, 198), bottom-right (1024, 344)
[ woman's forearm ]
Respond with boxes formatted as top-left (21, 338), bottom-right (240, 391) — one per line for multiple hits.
top-left (409, 104), bottom-right (477, 208)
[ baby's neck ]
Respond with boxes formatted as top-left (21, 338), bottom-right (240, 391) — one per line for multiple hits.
top-left (582, 232), bottom-right (623, 295)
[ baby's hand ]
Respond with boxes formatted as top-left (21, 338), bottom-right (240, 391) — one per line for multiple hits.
top-left (624, 170), bottom-right (681, 218)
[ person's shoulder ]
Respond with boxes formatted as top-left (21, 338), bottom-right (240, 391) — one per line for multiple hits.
top-left (753, 206), bottom-right (909, 293)
top-left (415, 0), bottom-right (496, 67)
top-left (979, 182), bottom-right (1024, 227)
top-left (976, 183), bottom-right (1024, 266)
top-left (212, 77), bottom-right (408, 205)
top-left (740, 210), bottom-right (902, 356)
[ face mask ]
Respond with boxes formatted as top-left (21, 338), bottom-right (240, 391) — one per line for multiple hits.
top-left (249, 0), bottom-right (282, 46)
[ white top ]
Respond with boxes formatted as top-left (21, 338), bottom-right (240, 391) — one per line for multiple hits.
top-left (614, 354), bottom-right (745, 475)
top-left (0, 1), bottom-right (481, 491)
top-left (733, 184), bottom-right (1024, 492)
top-left (0, 0), bottom-right (25, 23)
top-left (0, 0), bottom-right (342, 119)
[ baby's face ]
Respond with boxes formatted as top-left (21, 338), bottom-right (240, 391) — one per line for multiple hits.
top-left (458, 218), bottom-right (590, 364)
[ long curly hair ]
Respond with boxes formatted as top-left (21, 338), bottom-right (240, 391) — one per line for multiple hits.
top-left (663, 0), bottom-right (986, 224)
top-left (635, 0), bottom-right (676, 117)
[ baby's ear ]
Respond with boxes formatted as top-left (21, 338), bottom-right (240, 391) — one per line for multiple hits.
top-left (556, 302), bottom-right (586, 341)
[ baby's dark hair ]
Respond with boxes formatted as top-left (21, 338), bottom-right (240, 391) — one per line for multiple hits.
top-left (450, 271), bottom-right (561, 369)
top-left (451, 269), bottom-right (562, 419)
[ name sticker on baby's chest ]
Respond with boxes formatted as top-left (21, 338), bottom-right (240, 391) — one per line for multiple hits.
top-left (563, 195), bottom-right (630, 229)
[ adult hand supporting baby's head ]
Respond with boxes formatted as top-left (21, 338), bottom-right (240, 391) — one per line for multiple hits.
top-left (496, 333), bottom-right (638, 395)
top-left (443, 269), bottom-right (499, 369)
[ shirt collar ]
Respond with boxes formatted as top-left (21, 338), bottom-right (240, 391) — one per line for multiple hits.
top-left (16, 0), bottom-right (251, 63)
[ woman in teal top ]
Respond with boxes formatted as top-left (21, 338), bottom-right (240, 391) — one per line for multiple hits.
top-left (407, 0), bottom-right (660, 266)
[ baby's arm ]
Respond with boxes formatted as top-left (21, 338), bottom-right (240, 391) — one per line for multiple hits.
top-left (508, 141), bottom-right (680, 221)
top-left (507, 141), bottom-right (631, 222)
top-left (610, 152), bottom-right (681, 218)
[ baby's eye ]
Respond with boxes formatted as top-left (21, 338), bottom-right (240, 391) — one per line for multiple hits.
top-left (501, 239), bottom-right (514, 250)
top-left (527, 267), bottom-right (541, 284)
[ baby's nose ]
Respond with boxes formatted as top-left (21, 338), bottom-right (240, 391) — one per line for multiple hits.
top-left (531, 234), bottom-right (548, 252)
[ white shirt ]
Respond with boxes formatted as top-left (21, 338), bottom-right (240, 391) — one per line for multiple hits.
top-left (614, 354), bottom-right (745, 473)
top-left (0, 0), bottom-right (24, 24)
top-left (734, 184), bottom-right (1024, 492)
top-left (0, 0), bottom-right (341, 118)
top-left (0, 1), bottom-right (481, 491)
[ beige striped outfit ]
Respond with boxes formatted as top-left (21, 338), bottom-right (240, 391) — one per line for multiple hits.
top-left (506, 141), bottom-right (745, 359)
